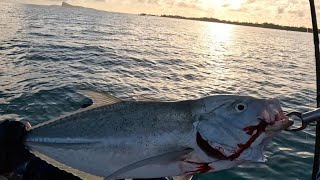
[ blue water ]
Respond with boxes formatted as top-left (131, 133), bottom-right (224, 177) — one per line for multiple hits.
top-left (0, 2), bottom-right (317, 179)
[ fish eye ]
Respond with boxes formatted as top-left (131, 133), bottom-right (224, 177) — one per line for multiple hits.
top-left (234, 103), bottom-right (247, 112)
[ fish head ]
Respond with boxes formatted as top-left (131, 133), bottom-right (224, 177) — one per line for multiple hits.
top-left (194, 95), bottom-right (292, 162)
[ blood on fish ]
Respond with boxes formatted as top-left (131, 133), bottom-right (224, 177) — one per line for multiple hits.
top-left (197, 121), bottom-right (269, 161)
top-left (184, 161), bottom-right (214, 174)
top-left (229, 120), bottom-right (268, 160)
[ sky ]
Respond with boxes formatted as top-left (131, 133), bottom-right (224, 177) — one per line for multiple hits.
top-left (2, 0), bottom-right (320, 27)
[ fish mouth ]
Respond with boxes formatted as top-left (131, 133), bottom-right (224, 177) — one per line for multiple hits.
top-left (196, 132), bottom-right (229, 160)
top-left (258, 110), bottom-right (293, 133)
top-left (196, 109), bottom-right (291, 161)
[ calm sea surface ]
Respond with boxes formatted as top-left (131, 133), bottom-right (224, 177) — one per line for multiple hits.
top-left (0, 2), bottom-right (317, 179)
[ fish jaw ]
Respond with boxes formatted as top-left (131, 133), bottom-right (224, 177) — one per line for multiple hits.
top-left (263, 110), bottom-right (293, 133)
top-left (249, 99), bottom-right (292, 135)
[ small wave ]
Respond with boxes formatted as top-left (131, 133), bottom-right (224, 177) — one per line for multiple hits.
top-left (29, 32), bottom-right (56, 38)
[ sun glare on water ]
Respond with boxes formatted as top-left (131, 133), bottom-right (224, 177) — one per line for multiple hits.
top-left (208, 22), bottom-right (234, 43)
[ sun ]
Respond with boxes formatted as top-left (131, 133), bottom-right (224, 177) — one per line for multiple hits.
top-left (228, 0), bottom-right (244, 10)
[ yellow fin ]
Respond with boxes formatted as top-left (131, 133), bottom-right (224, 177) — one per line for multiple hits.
top-left (31, 151), bottom-right (102, 180)
top-left (79, 90), bottom-right (122, 107)
top-left (173, 175), bottom-right (193, 180)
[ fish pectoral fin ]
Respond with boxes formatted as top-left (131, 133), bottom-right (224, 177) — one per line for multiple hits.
top-left (105, 148), bottom-right (193, 179)
top-left (173, 175), bottom-right (193, 180)
top-left (79, 90), bottom-right (122, 107)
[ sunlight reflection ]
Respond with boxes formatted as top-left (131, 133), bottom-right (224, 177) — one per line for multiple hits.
top-left (0, 3), bottom-right (22, 42)
top-left (207, 22), bottom-right (234, 43)
top-left (203, 23), bottom-right (235, 87)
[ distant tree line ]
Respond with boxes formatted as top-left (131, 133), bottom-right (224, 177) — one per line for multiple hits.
top-left (155, 14), bottom-right (314, 33)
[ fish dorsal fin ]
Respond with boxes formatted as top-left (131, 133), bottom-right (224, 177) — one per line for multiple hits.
top-left (133, 95), bottom-right (157, 101)
top-left (31, 90), bottom-right (121, 130)
top-left (105, 148), bottom-right (193, 179)
top-left (79, 90), bottom-right (122, 108)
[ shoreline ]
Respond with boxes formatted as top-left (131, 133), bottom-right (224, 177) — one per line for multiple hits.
top-left (140, 14), bottom-right (314, 33)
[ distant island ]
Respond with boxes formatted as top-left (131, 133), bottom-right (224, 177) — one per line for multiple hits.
top-left (140, 14), bottom-right (314, 33)
top-left (61, 2), bottom-right (96, 11)
top-left (139, 13), bottom-right (157, 17)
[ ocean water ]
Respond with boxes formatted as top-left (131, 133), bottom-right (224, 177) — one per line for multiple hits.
top-left (0, 2), bottom-right (317, 179)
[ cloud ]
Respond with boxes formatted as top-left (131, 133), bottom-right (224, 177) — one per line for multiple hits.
top-left (277, 7), bottom-right (285, 14)
top-left (148, 0), bottom-right (159, 4)
top-left (222, 3), bottom-right (229, 8)
top-left (245, 0), bottom-right (256, 4)
top-left (230, 7), bottom-right (248, 12)
top-left (176, 1), bottom-right (198, 9)
top-left (288, 9), bottom-right (305, 17)
top-left (132, 0), bottom-right (159, 4)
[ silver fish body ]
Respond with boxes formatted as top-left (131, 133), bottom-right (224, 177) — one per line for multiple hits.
top-left (26, 91), bottom-right (291, 179)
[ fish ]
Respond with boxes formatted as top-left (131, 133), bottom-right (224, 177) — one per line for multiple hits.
top-left (25, 90), bottom-right (293, 179)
